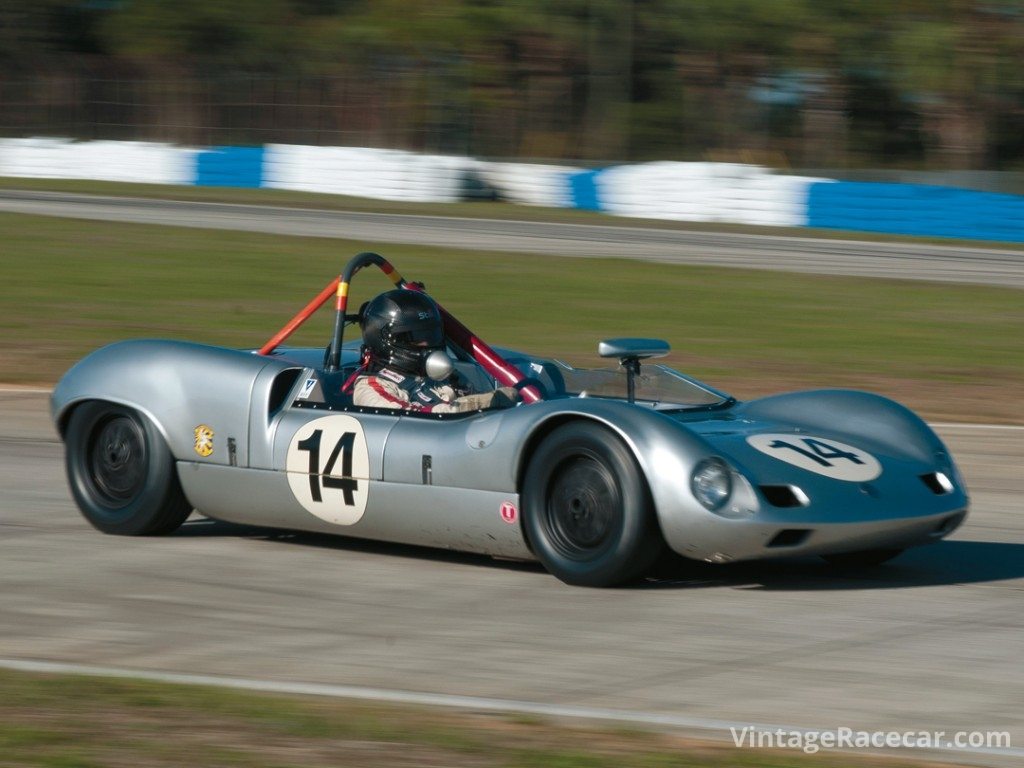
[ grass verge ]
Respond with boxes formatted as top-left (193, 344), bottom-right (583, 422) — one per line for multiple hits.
top-left (0, 668), bottom-right (977, 768)
top-left (1, 211), bottom-right (1021, 422)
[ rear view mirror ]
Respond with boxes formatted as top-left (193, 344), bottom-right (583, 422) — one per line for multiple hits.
top-left (597, 338), bottom-right (670, 361)
top-left (597, 338), bottom-right (671, 403)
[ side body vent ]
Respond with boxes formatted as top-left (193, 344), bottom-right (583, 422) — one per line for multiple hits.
top-left (269, 368), bottom-right (303, 416)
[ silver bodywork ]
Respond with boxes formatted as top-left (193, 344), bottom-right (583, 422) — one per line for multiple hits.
top-left (52, 339), bottom-right (969, 563)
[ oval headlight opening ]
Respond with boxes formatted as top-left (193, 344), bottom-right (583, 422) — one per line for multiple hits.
top-left (935, 450), bottom-right (966, 493)
top-left (691, 457), bottom-right (733, 511)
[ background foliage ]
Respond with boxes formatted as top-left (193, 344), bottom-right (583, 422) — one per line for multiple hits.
top-left (1, 0), bottom-right (1023, 168)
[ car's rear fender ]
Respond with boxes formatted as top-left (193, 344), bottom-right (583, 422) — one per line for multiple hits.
top-left (52, 339), bottom-right (279, 468)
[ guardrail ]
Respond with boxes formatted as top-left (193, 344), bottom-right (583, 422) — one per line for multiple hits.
top-left (1, 138), bottom-right (1021, 243)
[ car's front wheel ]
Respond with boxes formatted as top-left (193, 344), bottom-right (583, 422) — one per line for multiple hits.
top-left (522, 422), bottom-right (661, 587)
top-left (65, 401), bottom-right (192, 535)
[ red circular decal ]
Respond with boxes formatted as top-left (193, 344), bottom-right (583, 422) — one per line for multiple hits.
top-left (500, 501), bottom-right (518, 524)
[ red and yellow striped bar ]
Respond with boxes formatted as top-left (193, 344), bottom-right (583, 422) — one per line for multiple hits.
top-left (335, 280), bottom-right (350, 311)
top-left (381, 260), bottom-right (404, 286)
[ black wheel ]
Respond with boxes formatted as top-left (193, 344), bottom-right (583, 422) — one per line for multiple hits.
top-left (522, 422), bottom-right (662, 586)
top-left (64, 401), bottom-right (192, 535)
top-left (822, 548), bottom-right (904, 568)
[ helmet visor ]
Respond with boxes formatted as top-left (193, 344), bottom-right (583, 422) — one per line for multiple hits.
top-left (392, 326), bottom-right (444, 348)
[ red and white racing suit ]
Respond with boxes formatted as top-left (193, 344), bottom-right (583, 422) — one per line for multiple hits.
top-left (353, 367), bottom-right (512, 413)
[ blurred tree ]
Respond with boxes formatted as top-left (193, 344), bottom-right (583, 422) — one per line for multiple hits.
top-left (639, 0), bottom-right (825, 163)
top-left (0, 0), bottom-right (110, 74)
top-left (2, 0), bottom-right (1022, 168)
top-left (99, 0), bottom-right (299, 73)
top-left (888, 1), bottom-right (1024, 168)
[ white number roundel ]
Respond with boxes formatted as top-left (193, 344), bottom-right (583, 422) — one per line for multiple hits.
top-left (747, 433), bottom-right (882, 481)
top-left (286, 415), bottom-right (370, 525)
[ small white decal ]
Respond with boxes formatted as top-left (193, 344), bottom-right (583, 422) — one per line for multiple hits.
top-left (287, 415), bottom-right (371, 524)
top-left (747, 433), bottom-right (882, 482)
top-left (297, 377), bottom-right (317, 400)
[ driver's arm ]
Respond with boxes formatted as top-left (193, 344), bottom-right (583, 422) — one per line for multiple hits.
top-left (450, 386), bottom-right (518, 411)
top-left (353, 376), bottom-right (412, 410)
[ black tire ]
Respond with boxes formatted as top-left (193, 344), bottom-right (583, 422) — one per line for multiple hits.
top-left (522, 421), bottom-right (662, 587)
top-left (822, 548), bottom-right (904, 568)
top-left (64, 401), bottom-right (192, 535)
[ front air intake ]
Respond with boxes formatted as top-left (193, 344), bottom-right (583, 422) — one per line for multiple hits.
top-left (760, 485), bottom-right (809, 508)
top-left (766, 529), bottom-right (812, 548)
top-left (932, 511), bottom-right (966, 536)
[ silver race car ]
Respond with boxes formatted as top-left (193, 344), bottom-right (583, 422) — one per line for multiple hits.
top-left (52, 252), bottom-right (969, 586)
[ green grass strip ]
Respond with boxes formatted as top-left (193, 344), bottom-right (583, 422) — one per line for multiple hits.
top-left (0, 668), bottom-right (975, 768)
top-left (1, 211), bottom-right (1020, 422)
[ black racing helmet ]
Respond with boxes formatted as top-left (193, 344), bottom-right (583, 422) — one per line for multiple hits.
top-left (360, 289), bottom-right (445, 375)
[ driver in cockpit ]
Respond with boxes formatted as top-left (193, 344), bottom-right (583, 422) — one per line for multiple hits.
top-left (351, 289), bottom-right (517, 413)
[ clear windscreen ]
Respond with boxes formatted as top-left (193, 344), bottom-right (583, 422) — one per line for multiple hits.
top-left (557, 363), bottom-right (729, 409)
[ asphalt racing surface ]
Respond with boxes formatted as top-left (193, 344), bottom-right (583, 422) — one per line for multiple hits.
top-left (1, 191), bottom-right (1021, 761)
top-left (1, 189), bottom-right (1023, 287)
top-left (1, 390), bottom-right (1021, 765)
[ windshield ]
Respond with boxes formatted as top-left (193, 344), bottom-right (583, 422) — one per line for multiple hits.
top-left (556, 362), bottom-right (730, 409)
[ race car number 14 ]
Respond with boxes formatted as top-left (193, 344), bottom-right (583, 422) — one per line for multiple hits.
top-left (746, 433), bottom-right (882, 481)
top-left (286, 415), bottom-right (370, 525)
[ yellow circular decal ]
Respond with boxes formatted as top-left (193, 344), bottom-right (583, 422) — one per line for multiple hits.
top-left (193, 425), bottom-right (214, 457)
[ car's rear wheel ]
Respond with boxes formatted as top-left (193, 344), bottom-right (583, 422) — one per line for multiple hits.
top-left (822, 548), bottom-right (904, 567)
top-left (522, 422), bottom-right (661, 587)
top-left (65, 401), bottom-right (192, 535)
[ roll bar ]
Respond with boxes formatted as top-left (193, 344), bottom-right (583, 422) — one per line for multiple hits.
top-left (258, 252), bottom-right (542, 403)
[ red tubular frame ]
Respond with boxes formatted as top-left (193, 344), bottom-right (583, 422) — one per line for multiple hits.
top-left (445, 315), bottom-right (542, 404)
top-left (259, 252), bottom-right (542, 404)
top-left (412, 290), bottom-right (542, 405)
top-left (257, 277), bottom-right (339, 356)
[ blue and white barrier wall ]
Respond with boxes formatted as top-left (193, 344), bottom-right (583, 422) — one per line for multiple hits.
top-left (0, 138), bottom-right (197, 185)
top-left (1, 138), bottom-right (1021, 243)
top-left (806, 181), bottom-right (1024, 243)
top-left (263, 144), bottom-right (472, 203)
top-left (195, 145), bottom-right (264, 188)
top-left (570, 162), bottom-right (824, 228)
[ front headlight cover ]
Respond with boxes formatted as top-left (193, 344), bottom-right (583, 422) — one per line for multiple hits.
top-left (691, 457), bottom-right (733, 511)
top-left (935, 450), bottom-right (967, 494)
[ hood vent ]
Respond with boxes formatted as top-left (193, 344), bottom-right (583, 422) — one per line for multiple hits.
top-left (760, 484), bottom-right (810, 508)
